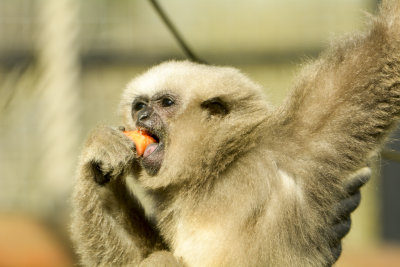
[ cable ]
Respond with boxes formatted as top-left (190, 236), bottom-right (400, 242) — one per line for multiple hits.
top-left (148, 0), bottom-right (207, 64)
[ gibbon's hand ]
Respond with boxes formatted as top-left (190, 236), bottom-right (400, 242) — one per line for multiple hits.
top-left (330, 167), bottom-right (371, 263)
top-left (83, 126), bottom-right (137, 185)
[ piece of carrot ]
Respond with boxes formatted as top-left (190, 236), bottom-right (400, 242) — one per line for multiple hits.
top-left (123, 130), bottom-right (156, 156)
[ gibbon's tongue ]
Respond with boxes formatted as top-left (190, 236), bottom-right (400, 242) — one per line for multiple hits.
top-left (143, 143), bottom-right (159, 158)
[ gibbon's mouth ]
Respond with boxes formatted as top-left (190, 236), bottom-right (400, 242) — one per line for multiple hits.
top-left (138, 127), bottom-right (165, 175)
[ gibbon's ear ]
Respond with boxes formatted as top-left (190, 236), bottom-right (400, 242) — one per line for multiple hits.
top-left (201, 97), bottom-right (229, 116)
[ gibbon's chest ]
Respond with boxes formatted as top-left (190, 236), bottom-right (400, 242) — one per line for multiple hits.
top-left (170, 161), bottom-right (273, 266)
top-left (172, 216), bottom-right (233, 267)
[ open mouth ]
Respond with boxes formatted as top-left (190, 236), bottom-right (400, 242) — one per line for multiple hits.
top-left (137, 127), bottom-right (165, 175)
top-left (138, 128), bottom-right (161, 157)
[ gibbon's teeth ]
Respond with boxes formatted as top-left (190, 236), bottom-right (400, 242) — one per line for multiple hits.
top-left (143, 143), bottom-right (159, 158)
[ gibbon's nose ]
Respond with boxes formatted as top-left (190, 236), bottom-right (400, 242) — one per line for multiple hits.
top-left (138, 108), bottom-right (152, 122)
top-left (139, 112), bottom-right (148, 121)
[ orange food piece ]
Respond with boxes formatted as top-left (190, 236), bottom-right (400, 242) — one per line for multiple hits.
top-left (123, 130), bottom-right (156, 156)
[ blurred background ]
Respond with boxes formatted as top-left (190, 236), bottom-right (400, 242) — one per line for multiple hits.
top-left (0, 0), bottom-right (399, 266)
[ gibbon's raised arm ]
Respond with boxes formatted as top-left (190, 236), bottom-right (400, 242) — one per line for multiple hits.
top-left (271, 1), bottom-right (400, 182)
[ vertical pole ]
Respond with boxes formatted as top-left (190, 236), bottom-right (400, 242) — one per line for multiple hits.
top-left (35, 0), bottom-right (82, 212)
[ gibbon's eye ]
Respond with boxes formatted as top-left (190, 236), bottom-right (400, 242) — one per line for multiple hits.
top-left (161, 97), bottom-right (175, 107)
top-left (133, 102), bottom-right (147, 111)
top-left (201, 97), bottom-right (229, 116)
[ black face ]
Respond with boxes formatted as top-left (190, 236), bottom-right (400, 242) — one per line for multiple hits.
top-left (131, 92), bottom-right (179, 175)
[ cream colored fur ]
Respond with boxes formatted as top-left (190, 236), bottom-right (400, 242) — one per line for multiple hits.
top-left (72, 1), bottom-right (400, 266)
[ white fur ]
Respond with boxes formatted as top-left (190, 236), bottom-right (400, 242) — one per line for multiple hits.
top-left (125, 174), bottom-right (156, 219)
top-left (278, 169), bottom-right (304, 202)
top-left (173, 217), bottom-right (227, 267)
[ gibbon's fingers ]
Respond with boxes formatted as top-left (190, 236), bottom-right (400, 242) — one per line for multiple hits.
top-left (344, 167), bottom-right (371, 195)
top-left (336, 192), bottom-right (362, 221)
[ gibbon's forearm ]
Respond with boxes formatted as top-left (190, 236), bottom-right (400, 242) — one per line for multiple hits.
top-left (275, 3), bottom-right (400, 182)
top-left (72, 164), bottom-right (164, 266)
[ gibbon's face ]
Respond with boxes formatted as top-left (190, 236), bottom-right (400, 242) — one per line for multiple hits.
top-left (120, 61), bottom-right (268, 177)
